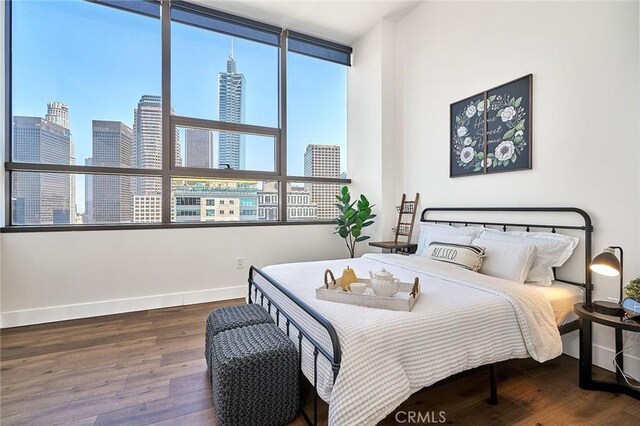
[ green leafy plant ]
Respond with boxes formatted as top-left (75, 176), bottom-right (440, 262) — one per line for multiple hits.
top-left (334, 186), bottom-right (376, 258)
top-left (624, 277), bottom-right (640, 301)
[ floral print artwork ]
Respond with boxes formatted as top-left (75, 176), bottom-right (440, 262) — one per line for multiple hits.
top-left (450, 75), bottom-right (531, 177)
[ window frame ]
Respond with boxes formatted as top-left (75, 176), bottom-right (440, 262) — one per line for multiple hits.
top-left (2, 0), bottom-right (351, 232)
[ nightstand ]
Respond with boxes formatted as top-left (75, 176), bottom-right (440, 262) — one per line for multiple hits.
top-left (574, 303), bottom-right (640, 399)
top-left (368, 241), bottom-right (417, 255)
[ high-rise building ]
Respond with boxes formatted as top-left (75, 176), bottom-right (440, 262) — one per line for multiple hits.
top-left (92, 120), bottom-right (133, 223)
top-left (84, 157), bottom-right (93, 224)
top-left (303, 144), bottom-right (341, 220)
top-left (45, 101), bottom-right (70, 129)
top-left (133, 95), bottom-right (181, 195)
top-left (257, 182), bottom-right (317, 221)
top-left (45, 102), bottom-right (77, 222)
top-left (184, 128), bottom-right (214, 168)
top-left (133, 195), bottom-right (164, 223)
top-left (12, 116), bottom-right (71, 224)
top-left (172, 178), bottom-right (258, 222)
top-left (217, 52), bottom-right (245, 170)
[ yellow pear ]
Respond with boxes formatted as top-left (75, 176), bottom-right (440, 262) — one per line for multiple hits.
top-left (340, 266), bottom-right (358, 291)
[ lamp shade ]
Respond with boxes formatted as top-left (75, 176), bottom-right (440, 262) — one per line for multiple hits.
top-left (590, 250), bottom-right (621, 277)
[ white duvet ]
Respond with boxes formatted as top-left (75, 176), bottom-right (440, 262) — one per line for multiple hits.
top-left (253, 253), bottom-right (562, 426)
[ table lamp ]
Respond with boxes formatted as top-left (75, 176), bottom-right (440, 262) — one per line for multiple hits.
top-left (589, 246), bottom-right (625, 316)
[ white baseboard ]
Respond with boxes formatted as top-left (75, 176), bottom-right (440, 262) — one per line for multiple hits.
top-left (563, 332), bottom-right (640, 381)
top-left (0, 285), bottom-right (247, 328)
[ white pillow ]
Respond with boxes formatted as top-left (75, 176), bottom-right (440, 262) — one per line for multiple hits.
top-left (426, 242), bottom-right (485, 272)
top-left (478, 228), bottom-right (579, 286)
top-left (416, 223), bottom-right (483, 256)
top-left (418, 232), bottom-right (474, 257)
top-left (473, 238), bottom-right (537, 284)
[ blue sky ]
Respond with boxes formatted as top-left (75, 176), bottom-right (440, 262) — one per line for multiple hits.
top-left (12, 0), bottom-right (347, 213)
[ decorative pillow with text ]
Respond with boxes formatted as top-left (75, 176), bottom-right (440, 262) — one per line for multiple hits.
top-left (426, 242), bottom-right (485, 272)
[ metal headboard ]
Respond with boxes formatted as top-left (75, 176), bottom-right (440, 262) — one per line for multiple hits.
top-left (421, 207), bottom-right (594, 306)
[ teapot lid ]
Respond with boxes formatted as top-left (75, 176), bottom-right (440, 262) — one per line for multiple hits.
top-left (374, 268), bottom-right (393, 277)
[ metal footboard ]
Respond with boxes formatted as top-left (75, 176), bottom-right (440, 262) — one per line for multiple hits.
top-left (248, 266), bottom-right (341, 426)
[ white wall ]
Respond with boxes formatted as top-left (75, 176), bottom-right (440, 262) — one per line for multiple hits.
top-left (392, 0), bottom-right (639, 376)
top-left (348, 21), bottom-right (384, 243)
top-left (0, 225), bottom-right (346, 327)
top-left (348, 19), bottom-right (401, 246)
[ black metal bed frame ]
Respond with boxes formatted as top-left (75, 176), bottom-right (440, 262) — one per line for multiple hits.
top-left (248, 267), bottom-right (341, 426)
top-left (248, 206), bottom-right (594, 425)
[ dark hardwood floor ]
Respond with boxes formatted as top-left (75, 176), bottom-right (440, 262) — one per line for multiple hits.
top-left (1, 299), bottom-right (638, 425)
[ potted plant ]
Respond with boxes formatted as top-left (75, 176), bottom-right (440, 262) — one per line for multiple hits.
top-left (622, 277), bottom-right (640, 318)
top-left (334, 186), bottom-right (375, 258)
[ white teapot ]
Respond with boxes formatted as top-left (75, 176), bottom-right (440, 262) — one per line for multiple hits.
top-left (369, 268), bottom-right (400, 297)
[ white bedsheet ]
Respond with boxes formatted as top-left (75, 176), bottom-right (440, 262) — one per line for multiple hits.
top-left (254, 253), bottom-right (562, 426)
top-left (527, 281), bottom-right (583, 326)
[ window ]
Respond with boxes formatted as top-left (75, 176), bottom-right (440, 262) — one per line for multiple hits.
top-left (171, 7), bottom-right (279, 127)
top-left (287, 47), bottom-right (347, 187)
top-left (5, 0), bottom-right (351, 229)
top-left (175, 125), bottom-right (276, 172)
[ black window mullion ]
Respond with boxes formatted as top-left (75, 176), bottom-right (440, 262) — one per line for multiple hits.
top-left (5, 162), bottom-right (164, 177)
top-left (279, 30), bottom-right (287, 223)
top-left (4, 0), bottom-right (12, 226)
top-left (169, 168), bottom-right (278, 181)
top-left (161, 0), bottom-right (172, 224)
top-left (171, 116), bottom-right (279, 138)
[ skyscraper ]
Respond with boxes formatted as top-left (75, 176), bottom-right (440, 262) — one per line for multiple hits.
top-left (217, 51), bottom-right (245, 170)
top-left (12, 116), bottom-right (71, 224)
top-left (45, 101), bottom-right (70, 129)
top-left (45, 102), bottom-right (77, 222)
top-left (304, 144), bottom-right (341, 220)
top-left (92, 120), bottom-right (133, 223)
top-left (133, 95), bottom-right (181, 195)
top-left (184, 128), bottom-right (214, 168)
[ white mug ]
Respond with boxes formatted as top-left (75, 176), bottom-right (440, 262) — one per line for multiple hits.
top-left (349, 282), bottom-right (367, 294)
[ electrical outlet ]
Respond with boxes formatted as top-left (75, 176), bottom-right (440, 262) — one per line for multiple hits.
top-left (236, 257), bottom-right (244, 269)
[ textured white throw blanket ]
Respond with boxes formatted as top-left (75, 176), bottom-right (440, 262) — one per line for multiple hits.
top-left (255, 254), bottom-right (562, 426)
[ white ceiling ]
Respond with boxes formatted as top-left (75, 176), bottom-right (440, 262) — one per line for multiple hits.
top-left (193, 0), bottom-right (422, 45)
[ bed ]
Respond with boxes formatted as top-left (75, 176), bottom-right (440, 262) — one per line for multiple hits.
top-left (248, 207), bottom-right (594, 425)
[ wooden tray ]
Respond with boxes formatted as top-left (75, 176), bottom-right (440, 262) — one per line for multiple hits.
top-left (316, 269), bottom-right (420, 312)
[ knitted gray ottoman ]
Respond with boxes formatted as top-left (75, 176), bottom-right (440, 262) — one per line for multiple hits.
top-left (205, 304), bottom-right (274, 374)
top-left (210, 323), bottom-right (299, 426)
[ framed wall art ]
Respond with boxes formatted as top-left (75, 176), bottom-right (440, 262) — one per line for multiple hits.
top-left (450, 74), bottom-right (532, 177)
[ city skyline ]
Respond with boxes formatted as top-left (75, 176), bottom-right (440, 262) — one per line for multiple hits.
top-left (12, 96), bottom-right (342, 225)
